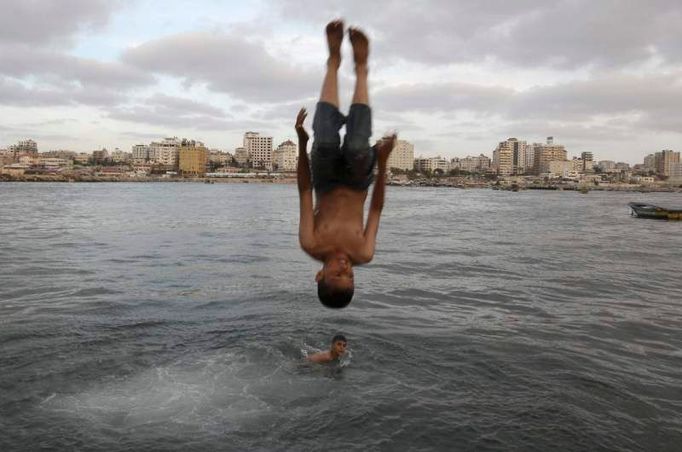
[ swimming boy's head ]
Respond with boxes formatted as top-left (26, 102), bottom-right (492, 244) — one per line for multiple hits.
top-left (330, 334), bottom-right (348, 357)
top-left (315, 252), bottom-right (354, 308)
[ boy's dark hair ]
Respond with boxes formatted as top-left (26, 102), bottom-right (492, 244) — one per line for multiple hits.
top-left (331, 334), bottom-right (347, 344)
top-left (317, 279), bottom-right (354, 309)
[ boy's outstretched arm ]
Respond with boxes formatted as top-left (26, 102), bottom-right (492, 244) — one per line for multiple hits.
top-left (360, 134), bottom-right (396, 263)
top-left (296, 108), bottom-right (316, 254)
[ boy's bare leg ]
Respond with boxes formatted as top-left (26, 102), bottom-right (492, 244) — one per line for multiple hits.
top-left (349, 27), bottom-right (369, 106)
top-left (319, 20), bottom-right (343, 107)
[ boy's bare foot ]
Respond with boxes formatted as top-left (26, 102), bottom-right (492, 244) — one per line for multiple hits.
top-left (349, 27), bottom-right (369, 68)
top-left (326, 20), bottom-right (343, 65)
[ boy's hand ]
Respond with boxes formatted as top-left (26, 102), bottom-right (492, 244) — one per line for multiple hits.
top-left (295, 108), bottom-right (309, 142)
top-left (376, 133), bottom-right (397, 167)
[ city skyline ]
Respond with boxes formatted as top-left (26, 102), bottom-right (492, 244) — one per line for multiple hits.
top-left (4, 132), bottom-right (670, 167)
top-left (2, 1), bottom-right (682, 163)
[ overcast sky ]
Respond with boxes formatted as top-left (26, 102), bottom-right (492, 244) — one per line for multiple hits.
top-left (2, 0), bottom-right (682, 163)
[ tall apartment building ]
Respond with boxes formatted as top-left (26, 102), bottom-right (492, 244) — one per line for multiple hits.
top-left (508, 138), bottom-right (528, 173)
top-left (131, 144), bottom-right (150, 164)
top-left (273, 140), bottom-right (298, 172)
top-left (493, 139), bottom-right (514, 175)
top-left (643, 154), bottom-right (656, 171)
top-left (178, 141), bottom-right (208, 176)
top-left (654, 150), bottom-right (680, 177)
top-left (150, 137), bottom-right (181, 168)
top-left (533, 138), bottom-right (567, 175)
top-left (244, 132), bottom-right (273, 170)
top-left (386, 139), bottom-right (414, 171)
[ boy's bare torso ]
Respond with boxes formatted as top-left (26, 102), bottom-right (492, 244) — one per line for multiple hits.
top-left (311, 187), bottom-right (368, 263)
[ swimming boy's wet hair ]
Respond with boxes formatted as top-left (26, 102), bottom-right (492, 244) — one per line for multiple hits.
top-left (331, 334), bottom-right (347, 344)
top-left (317, 279), bottom-right (354, 309)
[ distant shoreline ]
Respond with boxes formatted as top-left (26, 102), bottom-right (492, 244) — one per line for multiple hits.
top-left (0, 174), bottom-right (297, 184)
top-left (2, 174), bottom-right (680, 192)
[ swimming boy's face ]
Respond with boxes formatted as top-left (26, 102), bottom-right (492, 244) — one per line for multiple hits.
top-left (332, 340), bottom-right (347, 356)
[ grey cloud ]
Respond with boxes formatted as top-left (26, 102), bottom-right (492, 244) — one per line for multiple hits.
top-left (148, 94), bottom-right (226, 117)
top-left (512, 73), bottom-right (682, 120)
top-left (0, 77), bottom-right (68, 106)
top-left (371, 72), bottom-right (682, 134)
top-left (274, 0), bottom-right (682, 69)
top-left (106, 94), bottom-right (273, 131)
top-left (0, 75), bottom-right (131, 108)
top-left (0, 44), bottom-right (154, 89)
top-left (0, 0), bottom-right (116, 46)
top-left (374, 82), bottom-right (514, 113)
top-left (122, 32), bottom-right (320, 102)
top-left (497, 119), bottom-right (639, 143)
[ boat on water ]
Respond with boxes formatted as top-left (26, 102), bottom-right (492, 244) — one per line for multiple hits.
top-left (628, 202), bottom-right (682, 220)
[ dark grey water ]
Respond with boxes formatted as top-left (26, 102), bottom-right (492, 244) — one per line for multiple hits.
top-left (1, 182), bottom-right (681, 451)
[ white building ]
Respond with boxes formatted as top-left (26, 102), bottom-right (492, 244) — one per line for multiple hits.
top-left (273, 140), bottom-right (298, 172)
top-left (131, 144), bottom-right (150, 164)
top-left (457, 154), bottom-right (491, 173)
top-left (110, 149), bottom-right (130, 163)
top-left (244, 132), bottom-right (273, 170)
top-left (414, 156), bottom-right (449, 173)
top-left (386, 139), bottom-right (414, 171)
top-left (150, 137), bottom-right (181, 167)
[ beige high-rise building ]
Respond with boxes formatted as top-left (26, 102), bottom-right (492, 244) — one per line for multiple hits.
top-left (533, 139), bottom-right (567, 175)
top-left (654, 150), bottom-right (680, 177)
top-left (387, 139), bottom-right (414, 171)
top-left (178, 142), bottom-right (208, 176)
top-left (244, 132), bottom-right (273, 170)
top-left (273, 140), bottom-right (298, 171)
top-left (493, 138), bottom-right (527, 174)
top-left (131, 144), bottom-right (150, 164)
top-left (493, 140), bottom-right (514, 175)
top-left (150, 137), bottom-right (181, 168)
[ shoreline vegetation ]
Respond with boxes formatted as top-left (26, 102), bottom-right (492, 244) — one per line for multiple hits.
top-left (1, 173), bottom-right (680, 192)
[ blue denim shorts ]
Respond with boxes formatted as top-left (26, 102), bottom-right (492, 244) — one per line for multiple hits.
top-left (311, 101), bottom-right (376, 193)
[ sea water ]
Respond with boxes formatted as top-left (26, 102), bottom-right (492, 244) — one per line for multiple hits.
top-left (1, 183), bottom-right (681, 451)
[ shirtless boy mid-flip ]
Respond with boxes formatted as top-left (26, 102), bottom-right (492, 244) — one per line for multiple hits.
top-left (295, 20), bottom-right (395, 309)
